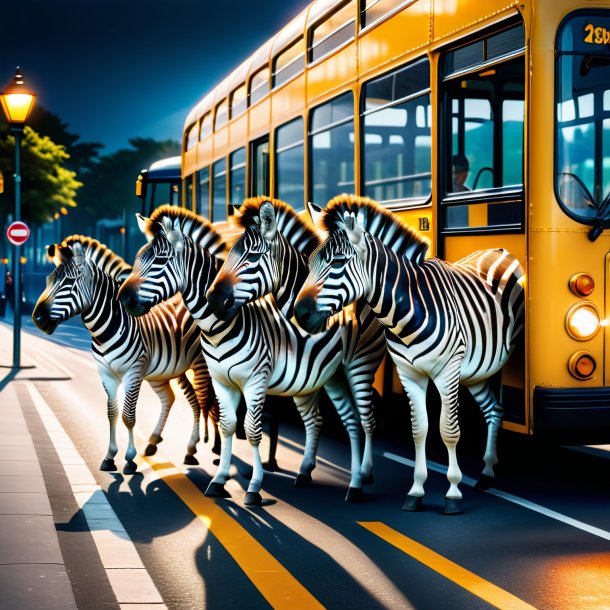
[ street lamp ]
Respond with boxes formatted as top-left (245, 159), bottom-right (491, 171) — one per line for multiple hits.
top-left (1, 67), bottom-right (35, 369)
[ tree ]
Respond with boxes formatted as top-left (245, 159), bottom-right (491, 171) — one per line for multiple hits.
top-left (0, 126), bottom-right (82, 224)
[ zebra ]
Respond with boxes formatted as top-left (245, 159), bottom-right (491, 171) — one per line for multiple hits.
top-left (32, 237), bottom-right (219, 474)
top-left (118, 204), bottom-right (384, 504)
top-left (206, 197), bottom-right (386, 494)
top-left (294, 195), bottom-right (525, 514)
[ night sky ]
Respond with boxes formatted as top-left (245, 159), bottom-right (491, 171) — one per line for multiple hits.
top-left (0, 0), bottom-right (310, 152)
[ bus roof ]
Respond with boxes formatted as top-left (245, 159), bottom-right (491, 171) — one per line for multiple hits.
top-left (146, 156), bottom-right (181, 181)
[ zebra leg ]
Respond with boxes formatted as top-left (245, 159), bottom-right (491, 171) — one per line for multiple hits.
top-left (100, 373), bottom-right (121, 472)
top-left (205, 380), bottom-right (241, 499)
top-left (466, 380), bottom-right (503, 491)
top-left (191, 354), bottom-right (222, 456)
top-left (145, 380), bottom-right (175, 457)
top-left (175, 373), bottom-right (202, 465)
top-left (121, 365), bottom-right (146, 475)
top-left (434, 355), bottom-right (465, 515)
top-left (324, 376), bottom-right (365, 502)
top-left (292, 391), bottom-right (324, 490)
top-left (398, 371), bottom-right (429, 512)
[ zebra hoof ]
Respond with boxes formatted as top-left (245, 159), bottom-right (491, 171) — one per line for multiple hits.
top-left (345, 487), bottom-right (364, 503)
top-left (263, 459), bottom-right (279, 472)
top-left (123, 460), bottom-right (137, 475)
top-left (244, 492), bottom-right (262, 506)
top-left (205, 482), bottom-right (231, 498)
top-left (474, 474), bottom-right (494, 492)
top-left (444, 497), bottom-right (463, 515)
top-left (183, 455), bottom-right (199, 466)
top-left (402, 495), bottom-right (424, 512)
top-left (294, 473), bottom-right (312, 488)
top-left (144, 444), bottom-right (158, 456)
top-left (100, 458), bottom-right (117, 472)
top-left (362, 472), bottom-right (374, 485)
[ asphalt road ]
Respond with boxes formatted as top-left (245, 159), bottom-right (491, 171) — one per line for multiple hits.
top-left (4, 317), bottom-right (610, 609)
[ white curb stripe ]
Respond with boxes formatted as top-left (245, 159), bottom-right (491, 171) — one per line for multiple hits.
top-left (25, 382), bottom-right (167, 608)
top-left (384, 451), bottom-right (610, 542)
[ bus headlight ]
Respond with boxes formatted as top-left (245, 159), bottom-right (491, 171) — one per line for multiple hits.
top-left (565, 302), bottom-right (601, 341)
top-left (568, 351), bottom-right (596, 380)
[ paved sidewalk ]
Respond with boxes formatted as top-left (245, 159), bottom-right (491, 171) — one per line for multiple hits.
top-left (0, 380), bottom-right (78, 609)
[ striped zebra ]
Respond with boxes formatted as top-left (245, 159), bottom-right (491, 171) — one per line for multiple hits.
top-left (32, 237), bottom-right (219, 474)
top-left (295, 195), bottom-right (525, 514)
top-left (206, 197), bottom-right (386, 495)
top-left (118, 204), bottom-right (384, 504)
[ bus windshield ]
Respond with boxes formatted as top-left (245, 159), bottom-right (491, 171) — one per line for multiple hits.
top-left (556, 11), bottom-right (610, 237)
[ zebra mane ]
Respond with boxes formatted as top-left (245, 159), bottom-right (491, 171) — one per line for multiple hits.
top-left (146, 205), bottom-right (226, 257)
top-left (322, 194), bottom-right (430, 263)
top-left (236, 197), bottom-right (320, 256)
top-left (58, 235), bottom-right (132, 281)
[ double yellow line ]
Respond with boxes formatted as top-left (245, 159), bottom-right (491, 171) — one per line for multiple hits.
top-left (138, 452), bottom-right (536, 609)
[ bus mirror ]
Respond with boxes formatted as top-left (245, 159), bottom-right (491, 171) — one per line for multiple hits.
top-left (135, 170), bottom-right (148, 200)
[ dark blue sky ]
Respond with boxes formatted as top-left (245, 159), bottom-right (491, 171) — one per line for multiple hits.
top-left (1, 0), bottom-right (309, 152)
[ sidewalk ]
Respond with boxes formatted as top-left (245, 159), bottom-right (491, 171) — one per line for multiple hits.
top-left (0, 378), bottom-right (78, 609)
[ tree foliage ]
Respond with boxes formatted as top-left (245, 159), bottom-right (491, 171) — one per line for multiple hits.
top-left (0, 126), bottom-right (82, 224)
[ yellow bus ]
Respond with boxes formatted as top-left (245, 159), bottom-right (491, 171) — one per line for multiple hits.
top-left (178, 0), bottom-right (610, 441)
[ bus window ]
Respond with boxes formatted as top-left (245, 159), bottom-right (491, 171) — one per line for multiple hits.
top-left (276, 117), bottom-right (305, 210)
top-left (442, 22), bottom-right (525, 231)
top-left (310, 1), bottom-right (356, 63)
top-left (249, 66), bottom-right (270, 106)
top-left (310, 92), bottom-right (355, 204)
top-left (184, 175), bottom-right (194, 211)
top-left (361, 57), bottom-right (431, 204)
top-left (198, 166), bottom-right (210, 218)
top-left (273, 38), bottom-right (304, 89)
top-left (200, 112), bottom-right (212, 141)
top-left (230, 84), bottom-right (247, 119)
top-left (215, 99), bottom-right (228, 131)
top-left (185, 123), bottom-right (198, 151)
top-left (360, 0), bottom-right (414, 30)
top-left (251, 136), bottom-right (270, 196)
top-left (212, 158), bottom-right (227, 222)
top-left (230, 148), bottom-right (246, 204)
top-left (556, 12), bottom-right (610, 234)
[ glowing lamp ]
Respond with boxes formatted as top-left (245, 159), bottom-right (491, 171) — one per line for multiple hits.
top-left (565, 302), bottom-right (601, 341)
top-left (0, 67), bottom-right (35, 126)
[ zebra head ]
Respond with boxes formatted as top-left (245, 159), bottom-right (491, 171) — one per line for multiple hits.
top-left (32, 242), bottom-right (92, 334)
top-left (119, 214), bottom-right (185, 316)
top-left (295, 206), bottom-right (369, 334)
top-left (206, 200), bottom-right (277, 320)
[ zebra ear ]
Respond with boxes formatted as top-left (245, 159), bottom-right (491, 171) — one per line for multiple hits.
top-left (306, 201), bottom-right (328, 240)
top-left (343, 211), bottom-right (365, 253)
top-left (162, 216), bottom-right (185, 254)
top-left (136, 213), bottom-right (154, 242)
top-left (259, 201), bottom-right (277, 241)
top-left (230, 204), bottom-right (243, 218)
top-left (47, 244), bottom-right (63, 267)
top-left (71, 241), bottom-right (85, 266)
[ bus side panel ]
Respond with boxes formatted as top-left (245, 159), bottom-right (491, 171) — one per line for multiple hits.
top-left (183, 149), bottom-right (197, 179)
top-left (213, 124), bottom-right (229, 159)
top-left (271, 74), bottom-right (306, 124)
top-left (433, 0), bottom-right (521, 41)
top-left (395, 208), bottom-right (435, 254)
top-left (359, 1), bottom-right (431, 79)
top-left (229, 114), bottom-right (248, 153)
top-left (197, 138), bottom-right (213, 169)
top-left (307, 42), bottom-right (357, 103)
top-left (248, 99), bottom-right (271, 142)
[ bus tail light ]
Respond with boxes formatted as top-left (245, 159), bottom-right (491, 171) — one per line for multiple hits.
top-left (568, 351), bottom-right (596, 380)
top-left (565, 302), bottom-right (601, 341)
top-left (569, 273), bottom-right (595, 297)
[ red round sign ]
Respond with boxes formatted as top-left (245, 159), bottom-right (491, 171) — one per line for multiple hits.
top-left (6, 221), bottom-right (30, 246)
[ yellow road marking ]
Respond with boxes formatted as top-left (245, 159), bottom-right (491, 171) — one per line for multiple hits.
top-left (137, 453), bottom-right (324, 609)
top-left (359, 522), bottom-right (537, 610)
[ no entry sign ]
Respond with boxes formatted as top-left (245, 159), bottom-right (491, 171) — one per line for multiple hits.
top-left (6, 221), bottom-right (30, 246)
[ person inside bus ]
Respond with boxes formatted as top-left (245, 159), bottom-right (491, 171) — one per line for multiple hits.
top-left (452, 154), bottom-right (471, 192)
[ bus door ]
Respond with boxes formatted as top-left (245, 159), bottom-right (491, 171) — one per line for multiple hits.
top-left (438, 20), bottom-right (527, 427)
top-left (250, 135), bottom-right (270, 197)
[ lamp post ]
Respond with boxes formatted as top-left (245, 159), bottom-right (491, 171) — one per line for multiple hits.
top-left (1, 67), bottom-right (36, 369)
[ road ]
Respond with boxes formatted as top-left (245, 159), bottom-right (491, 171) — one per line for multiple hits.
top-left (2, 316), bottom-right (610, 609)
